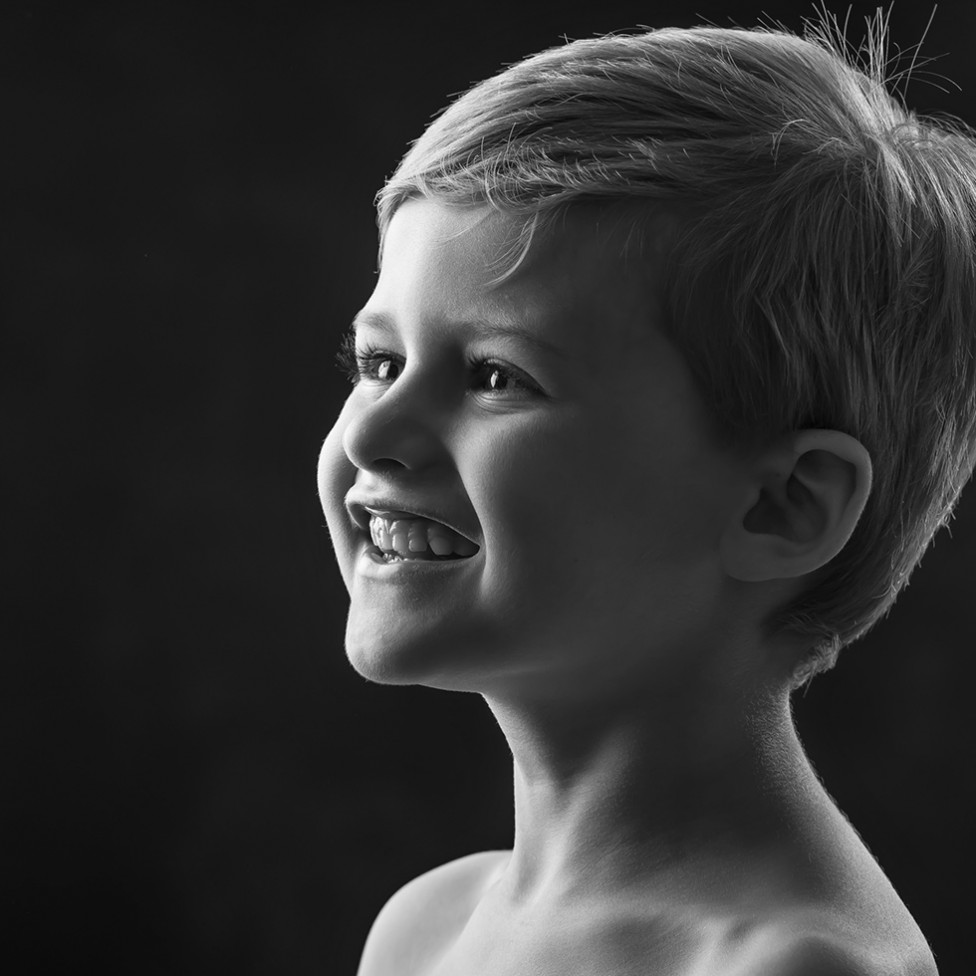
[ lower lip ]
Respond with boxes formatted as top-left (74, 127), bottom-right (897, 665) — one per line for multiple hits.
top-left (355, 542), bottom-right (479, 578)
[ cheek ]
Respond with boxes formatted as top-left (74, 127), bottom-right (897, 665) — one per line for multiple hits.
top-left (469, 414), bottom-right (604, 590)
top-left (317, 411), bottom-right (356, 532)
top-left (470, 410), bottom-right (714, 600)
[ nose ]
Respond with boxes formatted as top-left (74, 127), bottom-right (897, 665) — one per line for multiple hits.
top-left (341, 375), bottom-right (449, 474)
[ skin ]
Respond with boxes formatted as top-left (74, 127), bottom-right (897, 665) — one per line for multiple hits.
top-left (318, 199), bottom-right (937, 976)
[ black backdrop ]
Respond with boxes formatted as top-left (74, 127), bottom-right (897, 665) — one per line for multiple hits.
top-left (6, 2), bottom-right (973, 973)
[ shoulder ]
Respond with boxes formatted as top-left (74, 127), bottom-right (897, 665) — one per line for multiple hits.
top-left (356, 850), bottom-right (510, 976)
top-left (729, 795), bottom-right (939, 976)
top-left (738, 923), bottom-right (938, 976)
top-left (372, 848), bottom-right (510, 924)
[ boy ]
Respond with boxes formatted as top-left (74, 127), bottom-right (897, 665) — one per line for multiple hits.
top-left (319, 16), bottom-right (972, 975)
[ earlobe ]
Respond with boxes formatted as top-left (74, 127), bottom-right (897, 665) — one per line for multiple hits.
top-left (721, 430), bottom-right (873, 583)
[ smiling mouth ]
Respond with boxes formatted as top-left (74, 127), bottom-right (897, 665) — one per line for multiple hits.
top-left (366, 514), bottom-right (479, 562)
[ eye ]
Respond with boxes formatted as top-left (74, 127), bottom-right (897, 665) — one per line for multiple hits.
top-left (470, 359), bottom-right (537, 397)
top-left (358, 353), bottom-right (403, 383)
top-left (334, 331), bottom-right (542, 398)
top-left (335, 332), bottom-right (404, 385)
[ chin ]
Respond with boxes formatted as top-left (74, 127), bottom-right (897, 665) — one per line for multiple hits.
top-left (343, 612), bottom-right (501, 692)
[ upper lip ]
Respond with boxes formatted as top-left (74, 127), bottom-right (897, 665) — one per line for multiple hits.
top-left (344, 491), bottom-right (480, 546)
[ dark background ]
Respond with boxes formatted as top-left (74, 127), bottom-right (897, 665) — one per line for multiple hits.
top-left (5, 1), bottom-right (973, 973)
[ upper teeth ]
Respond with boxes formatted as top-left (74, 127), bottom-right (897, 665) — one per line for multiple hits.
top-left (369, 515), bottom-right (478, 558)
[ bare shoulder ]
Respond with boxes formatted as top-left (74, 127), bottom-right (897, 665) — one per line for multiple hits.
top-left (726, 791), bottom-right (940, 976)
top-left (356, 850), bottom-right (510, 976)
top-left (731, 914), bottom-right (939, 976)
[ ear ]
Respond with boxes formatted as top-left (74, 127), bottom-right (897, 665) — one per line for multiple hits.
top-left (720, 429), bottom-right (873, 583)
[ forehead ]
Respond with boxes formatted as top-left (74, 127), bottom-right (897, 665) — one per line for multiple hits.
top-left (369, 198), bottom-right (675, 360)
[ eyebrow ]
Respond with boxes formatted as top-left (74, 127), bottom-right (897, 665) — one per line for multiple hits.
top-left (351, 310), bottom-right (569, 359)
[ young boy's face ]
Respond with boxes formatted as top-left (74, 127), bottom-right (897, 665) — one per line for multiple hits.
top-left (319, 198), bottom-right (750, 698)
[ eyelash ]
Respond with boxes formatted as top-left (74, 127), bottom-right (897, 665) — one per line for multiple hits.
top-left (334, 331), bottom-right (540, 396)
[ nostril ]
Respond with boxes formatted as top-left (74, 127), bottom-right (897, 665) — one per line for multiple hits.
top-left (372, 458), bottom-right (410, 474)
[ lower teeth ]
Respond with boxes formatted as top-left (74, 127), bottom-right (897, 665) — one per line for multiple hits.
top-left (380, 550), bottom-right (456, 563)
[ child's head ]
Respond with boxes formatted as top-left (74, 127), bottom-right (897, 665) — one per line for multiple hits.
top-left (371, 21), bottom-right (976, 686)
top-left (326, 197), bottom-right (771, 695)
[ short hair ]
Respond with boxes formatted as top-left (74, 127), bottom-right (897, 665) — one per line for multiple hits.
top-left (374, 18), bottom-right (976, 685)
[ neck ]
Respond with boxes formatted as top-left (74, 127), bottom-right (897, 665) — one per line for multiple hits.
top-left (482, 660), bottom-right (816, 910)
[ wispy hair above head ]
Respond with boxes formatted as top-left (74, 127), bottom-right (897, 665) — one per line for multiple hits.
top-left (374, 11), bottom-right (976, 685)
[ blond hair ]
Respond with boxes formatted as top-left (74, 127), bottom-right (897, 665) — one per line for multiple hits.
top-left (375, 19), bottom-right (976, 684)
